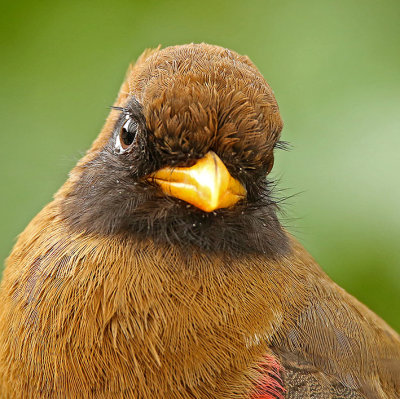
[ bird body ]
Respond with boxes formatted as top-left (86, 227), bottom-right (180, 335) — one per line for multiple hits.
top-left (0, 43), bottom-right (399, 398)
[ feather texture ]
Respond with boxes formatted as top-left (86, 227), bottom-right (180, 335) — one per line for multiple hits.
top-left (251, 354), bottom-right (285, 399)
top-left (0, 43), bottom-right (399, 398)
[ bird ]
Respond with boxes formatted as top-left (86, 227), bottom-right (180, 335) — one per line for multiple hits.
top-left (0, 43), bottom-right (399, 399)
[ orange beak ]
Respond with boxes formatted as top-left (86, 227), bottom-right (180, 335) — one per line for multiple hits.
top-left (147, 151), bottom-right (246, 212)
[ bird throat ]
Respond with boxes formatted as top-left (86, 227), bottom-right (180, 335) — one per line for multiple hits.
top-left (60, 147), bottom-right (290, 258)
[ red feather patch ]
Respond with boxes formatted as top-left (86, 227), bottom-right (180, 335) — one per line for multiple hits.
top-left (251, 354), bottom-right (286, 399)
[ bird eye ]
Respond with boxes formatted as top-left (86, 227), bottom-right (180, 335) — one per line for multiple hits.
top-left (116, 117), bottom-right (137, 153)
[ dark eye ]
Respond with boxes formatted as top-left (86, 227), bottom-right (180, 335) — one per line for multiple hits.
top-left (116, 117), bottom-right (137, 153)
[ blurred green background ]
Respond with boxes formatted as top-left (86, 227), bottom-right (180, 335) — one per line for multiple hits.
top-left (1, 0), bottom-right (399, 330)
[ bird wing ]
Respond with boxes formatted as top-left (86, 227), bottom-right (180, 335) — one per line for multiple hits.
top-left (249, 350), bottom-right (365, 399)
top-left (272, 349), bottom-right (366, 399)
top-left (268, 278), bottom-right (400, 399)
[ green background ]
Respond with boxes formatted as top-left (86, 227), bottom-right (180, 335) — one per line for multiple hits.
top-left (1, 0), bottom-right (399, 330)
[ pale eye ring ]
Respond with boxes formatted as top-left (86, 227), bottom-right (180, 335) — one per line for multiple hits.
top-left (115, 117), bottom-right (138, 153)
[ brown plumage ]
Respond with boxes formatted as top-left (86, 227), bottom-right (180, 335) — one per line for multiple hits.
top-left (0, 43), bottom-right (399, 398)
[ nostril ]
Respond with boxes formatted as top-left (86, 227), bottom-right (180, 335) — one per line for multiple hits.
top-left (184, 159), bottom-right (198, 168)
top-left (174, 158), bottom-right (199, 168)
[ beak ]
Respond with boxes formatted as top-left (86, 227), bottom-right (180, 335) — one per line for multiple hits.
top-left (147, 151), bottom-right (246, 212)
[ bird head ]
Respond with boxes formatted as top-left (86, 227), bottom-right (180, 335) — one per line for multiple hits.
top-left (60, 43), bottom-right (289, 256)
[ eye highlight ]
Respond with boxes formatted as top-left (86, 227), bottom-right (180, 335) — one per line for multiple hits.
top-left (115, 116), bottom-right (138, 154)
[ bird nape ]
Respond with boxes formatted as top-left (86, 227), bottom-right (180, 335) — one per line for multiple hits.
top-left (0, 43), bottom-right (399, 399)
